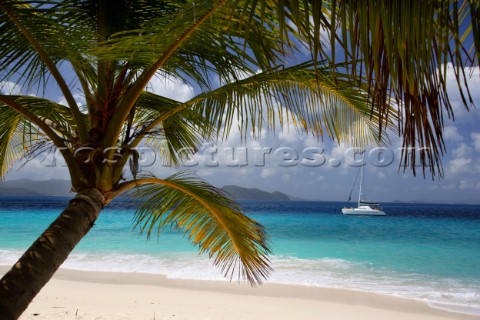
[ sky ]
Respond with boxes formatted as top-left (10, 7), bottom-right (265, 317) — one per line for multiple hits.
top-left (1, 64), bottom-right (480, 204)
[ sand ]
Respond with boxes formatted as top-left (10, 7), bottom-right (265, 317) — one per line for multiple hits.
top-left (0, 266), bottom-right (478, 320)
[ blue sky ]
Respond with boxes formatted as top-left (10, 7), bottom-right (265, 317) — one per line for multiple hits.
top-left (2, 64), bottom-right (479, 204)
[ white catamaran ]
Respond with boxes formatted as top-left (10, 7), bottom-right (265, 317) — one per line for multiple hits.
top-left (342, 165), bottom-right (386, 216)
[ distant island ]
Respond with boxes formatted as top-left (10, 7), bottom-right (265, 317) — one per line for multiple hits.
top-left (221, 185), bottom-right (293, 201)
top-left (2, 179), bottom-right (479, 204)
top-left (0, 179), bottom-right (72, 196)
top-left (0, 179), bottom-right (294, 201)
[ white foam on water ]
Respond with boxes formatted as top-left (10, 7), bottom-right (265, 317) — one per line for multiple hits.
top-left (64, 251), bottom-right (228, 281)
top-left (0, 249), bottom-right (24, 265)
top-left (267, 256), bottom-right (480, 315)
top-left (1, 249), bottom-right (479, 315)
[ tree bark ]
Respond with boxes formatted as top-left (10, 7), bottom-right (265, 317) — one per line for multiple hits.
top-left (0, 189), bottom-right (105, 319)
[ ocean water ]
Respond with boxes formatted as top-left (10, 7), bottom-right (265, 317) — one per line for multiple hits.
top-left (1, 196), bottom-right (479, 315)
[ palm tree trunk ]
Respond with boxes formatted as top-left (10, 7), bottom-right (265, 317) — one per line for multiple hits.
top-left (0, 188), bottom-right (105, 319)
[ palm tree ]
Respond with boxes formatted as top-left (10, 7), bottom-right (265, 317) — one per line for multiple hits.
top-left (295, 0), bottom-right (478, 177)
top-left (0, 1), bottom-right (477, 319)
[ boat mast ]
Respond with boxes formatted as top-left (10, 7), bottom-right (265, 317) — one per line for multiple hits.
top-left (358, 164), bottom-right (363, 207)
top-left (358, 151), bottom-right (367, 207)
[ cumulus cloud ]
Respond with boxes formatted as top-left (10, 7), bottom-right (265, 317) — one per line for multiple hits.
top-left (281, 173), bottom-right (291, 182)
top-left (7, 158), bottom-right (70, 181)
top-left (0, 81), bottom-right (21, 95)
top-left (459, 179), bottom-right (474, 190)
top-left (276, 110), bottom-right (306, 143)
top-left (146, 73), bottom-right (194, 102)
top-left (260, 168), bottom-right (276, 178)
top-left (377, 172), bottom-right (386, 179)
top-left (471, 132), bottom-right (480, 152)
top-left (452, 143), bottom-right (473, 158)
top-left (303, 135), bottom-right (322, 148)
top-left (3, 60), bottom-right (480, 204)
top-left (57, 93), bottom-right (86, 109)
top-left (443, 125), bottom-right (463, 142)
top-left (444, 64), bottom-right (480, 122)
top-left (443, 183), bottom-right (456, 190)
top-left (278, 127), bottom-right (304, 143)
top-left (447, 157), bottom-right (472, 175)
top-left (327, 143), bottom-right (349, 164)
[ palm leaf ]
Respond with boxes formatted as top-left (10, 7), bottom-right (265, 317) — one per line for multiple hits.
top-left (129, 172), bottom-right (271, 284)
top-left (0, 104), bottom-right (44, 179)
top-left (0, 1), bottom-right (96, 86)
top-left (93, 0), bottom-right (289, 75)
top-left (311, 0), bottom-right (478, 176)
top-left (133, 61), bottom-right (397, 149)
top-left (1, 95), bottom-right (80, 143)
top-left (0, 94), bottom-right (89, 182)
top-left (0, 1), bottom-right (96, 141)
top-left (131, 92), bottom-right (215, 166)
top-left (215, 0), bottom-right (477, 177)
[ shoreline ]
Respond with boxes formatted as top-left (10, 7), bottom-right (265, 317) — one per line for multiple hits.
top-left (2, 266), bottom-right (479, 320)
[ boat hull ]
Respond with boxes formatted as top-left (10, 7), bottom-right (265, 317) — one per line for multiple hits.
top-left (342, 206), bottom-right (386, 216)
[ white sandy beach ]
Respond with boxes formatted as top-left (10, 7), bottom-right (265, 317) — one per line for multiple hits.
top-left (1, 266), bottom-right (478, 320)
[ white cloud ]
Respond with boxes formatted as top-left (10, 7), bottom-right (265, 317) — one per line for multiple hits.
top-left (447, 157), bottom-right (472, 175)
top-left (3, 62), bottom-right (480, 204)
top-left (459, 179), bottom-right (474, 190)
top-left (277, 114), bottom-right (304, 143)
top-left (57, 93), bottom-right (86, 109)
top-left (443, 125), bottom-right (463, 142)
top-left (443, 183), bottom-right (456, 190)
top-left (281, 174), bottom-right (291, 182)
top-left (303, 135), bottom-right (324, 148)
top-left (327, 143), bottom-right (349, 164)
top-left (0, 81), bottom-right (21, 95)
top-left (260, 168), bottom-right (276, 178)
top-left (452, 143), bottom-right (473, 158)
top-left (471, 132), bottom-right (480, 152)
top-left (445, 142), bottom-right (477, 175)
top-left (6, 158), bottom-right (70, 181)
top-left (445, 64), bottom-right (480, 122)
top-left (233, 168), bottom-right (250, 179)
top-left (146, 73), bottom-right (194, 102)
top-left (278, 128), bottom-right (304, 143)
top-left (196, 169), bottom-right (216, 177)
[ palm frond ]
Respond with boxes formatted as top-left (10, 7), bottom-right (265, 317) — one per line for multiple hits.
top-left (1, 95), bottom-right (80, 143)
top-left (129, 172), bottom-right (271, 284)
top-left (93, 0), bottom-right (298, 145)
top-left (0, 1), bottom-right (96, 86)
top-left (310, 0), bottom-right (478, 176)
top-left (0, 103), bottom-right (44, 179)
top-left (0, 2), bottom-right (95, 141)
top-left (93, 0), bottom-right (290, 77)
top-left (210, 0), bottom-right (478, 177)
top-left (0, 94), bottom-right (89, 184)
top-left (140, 61), bottom-right (397, 148)
top-left (131, 92), bottom-right (215, 166)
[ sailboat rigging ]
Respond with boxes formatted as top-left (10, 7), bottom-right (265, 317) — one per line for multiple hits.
top-left (342, 165), bottom-right (386, 216)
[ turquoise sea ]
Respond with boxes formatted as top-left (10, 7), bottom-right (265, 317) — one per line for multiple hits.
top-left (1, 196), bottom-right (479, 315)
